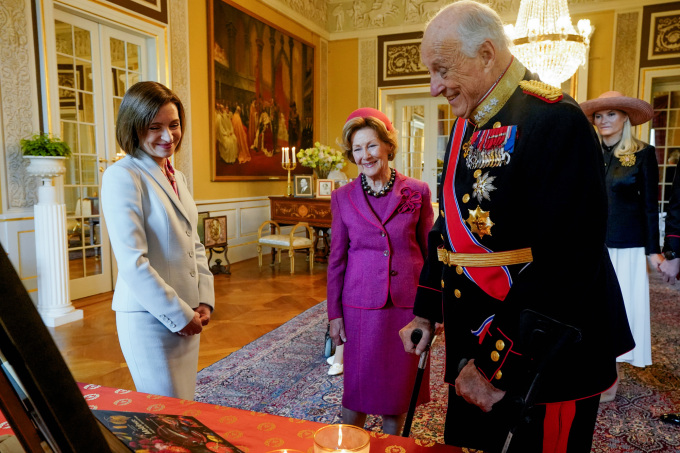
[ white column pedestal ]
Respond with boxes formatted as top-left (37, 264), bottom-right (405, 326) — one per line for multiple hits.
top-left (34, 178), bottom-right (82, 327)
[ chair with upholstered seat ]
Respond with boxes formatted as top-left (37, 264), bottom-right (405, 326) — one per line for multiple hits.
top-left (257, 221), bottom-right (315, 273)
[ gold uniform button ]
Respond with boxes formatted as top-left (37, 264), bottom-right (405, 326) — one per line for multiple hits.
top-left (462, 194), bottom-right (470, 203)
top-left (440, 210), bottom-right (445, 218)
top-left (495, 370), bottom-right (502, 380)
top-left (456, 265), bottom-right (463, 275)
top-left (493, 121), bottom-right (501, 129)
top-left (496, 340), bottom-right (505, 351)
top-left (491, 351), bottom-right (500, 362)
top-left (454, 289), bottom-right (461, 298)
top-left (441, 279), bottom-right (445, 289)
top-left (473, 169), bottom-right (482, 179)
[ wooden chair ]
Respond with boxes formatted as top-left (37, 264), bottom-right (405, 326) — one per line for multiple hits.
top-left (257, 221), bottom-right (315, 273)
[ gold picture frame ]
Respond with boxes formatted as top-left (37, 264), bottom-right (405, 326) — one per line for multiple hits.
top-left (203, 216), bottom-right (228, 248)
top-left (316, 179), bottom-right (333, 198)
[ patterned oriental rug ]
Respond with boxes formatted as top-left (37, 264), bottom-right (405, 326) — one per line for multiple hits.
top-left (196, 274), bottom-right (680, 451)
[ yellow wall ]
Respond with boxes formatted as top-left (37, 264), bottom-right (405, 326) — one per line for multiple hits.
top-left (327, 38), bottom-right (360, 179)
top-left (188, 0), bottom-right (323, 201)
top-left (574, 10), bottom-right (615, 100)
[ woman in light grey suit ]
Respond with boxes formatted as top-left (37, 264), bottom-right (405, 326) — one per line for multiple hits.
top-left (101, 82), bottom-right (215, 400)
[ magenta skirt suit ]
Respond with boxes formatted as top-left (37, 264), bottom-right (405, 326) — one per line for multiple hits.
top-left (327, 171), bottom-right (434, 415)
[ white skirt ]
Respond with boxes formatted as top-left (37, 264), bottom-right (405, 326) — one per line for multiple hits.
top-left (116, 311), bottom-right (200, 399)
top-left (607, 247), bottom-right (652, 367)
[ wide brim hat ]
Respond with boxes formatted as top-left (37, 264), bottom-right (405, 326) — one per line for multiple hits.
top-left (580, 91), bottom-right (653, 126)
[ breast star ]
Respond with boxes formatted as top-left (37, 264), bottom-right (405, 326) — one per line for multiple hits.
top-left (466, 205), bottom-right (494, 239)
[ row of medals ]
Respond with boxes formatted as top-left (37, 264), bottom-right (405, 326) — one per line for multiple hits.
top-left (460, 122), bottom-right (509, 239)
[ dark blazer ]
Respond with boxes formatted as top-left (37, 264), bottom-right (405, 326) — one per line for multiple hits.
top-left (664, 161), bottom-right (680, 255)
top-left (327, 172), bottom-right (434, 320)
top-left (413, 70), bottom-right (634, 405)
top-left (603, 144), bottom-right (660, 254)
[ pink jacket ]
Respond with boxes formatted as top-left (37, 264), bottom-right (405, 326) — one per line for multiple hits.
top-left (327, 172), bottom-right (434, 319)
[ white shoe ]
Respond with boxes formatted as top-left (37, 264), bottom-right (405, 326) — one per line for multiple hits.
top-left (326, 355), bottom-right (335, 365)
top-left (328, 363), bottom-right (344, 376)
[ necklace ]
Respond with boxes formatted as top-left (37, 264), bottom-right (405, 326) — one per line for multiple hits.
top-left (361, 168), bottom-right (396, 197)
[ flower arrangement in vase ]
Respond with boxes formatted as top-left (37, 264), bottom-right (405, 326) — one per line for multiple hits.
top-left (296, 142), bottom-right (346, 179)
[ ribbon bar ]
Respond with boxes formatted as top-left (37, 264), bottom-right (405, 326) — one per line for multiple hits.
top-left (437, 247), bottom-right (533, 268)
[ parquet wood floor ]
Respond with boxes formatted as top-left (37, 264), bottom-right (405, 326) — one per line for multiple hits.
top-left (47, 257), bottom-right (328, 391)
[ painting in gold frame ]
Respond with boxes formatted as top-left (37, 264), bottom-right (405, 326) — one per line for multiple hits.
top-left (208, 0), bottom-right (315, 181)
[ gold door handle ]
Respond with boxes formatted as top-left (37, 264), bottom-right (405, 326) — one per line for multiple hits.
top-left (99, 166), bottom-right (104, 172)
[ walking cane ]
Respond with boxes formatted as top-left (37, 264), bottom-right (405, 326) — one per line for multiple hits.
top-left (402, 328), bottom-right (436, 437)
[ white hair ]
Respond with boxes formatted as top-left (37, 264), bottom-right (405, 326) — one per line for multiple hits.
top-left (430, 0), bottom-right (512, 58)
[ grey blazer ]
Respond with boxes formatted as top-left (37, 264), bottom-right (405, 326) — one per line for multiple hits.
top-left (101, 152), bottom-right (215, 332)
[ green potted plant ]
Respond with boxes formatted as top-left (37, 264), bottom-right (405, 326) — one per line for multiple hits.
top-left (21, 133), bottom-right (71, 178)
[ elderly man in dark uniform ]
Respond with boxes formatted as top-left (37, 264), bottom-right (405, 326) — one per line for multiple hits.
top-left (399, 1), bottom-right (634, 451)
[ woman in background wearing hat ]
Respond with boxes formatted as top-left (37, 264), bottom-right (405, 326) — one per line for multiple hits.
top-left (326, 108), bottom-right (434, 434)
top-left (581, 92), bottom-right (663, 402)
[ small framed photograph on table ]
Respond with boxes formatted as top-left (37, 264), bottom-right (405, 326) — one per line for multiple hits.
top-left (316, 179), bottom-right (334, 199)
top-left (294, 175), bottom-right (314, 197)
top-left (203, 216), bottom-right (227, 248)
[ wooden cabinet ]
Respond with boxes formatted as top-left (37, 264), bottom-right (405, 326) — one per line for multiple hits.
top-left (269, 196), bottom-right (331, 261)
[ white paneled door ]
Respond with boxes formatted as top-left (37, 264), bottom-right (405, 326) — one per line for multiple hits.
top-left (394, 96), bottom-right (456, 203)
top-left (52, 9), bottom-right (149, 299)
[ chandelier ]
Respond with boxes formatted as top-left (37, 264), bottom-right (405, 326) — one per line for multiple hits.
top-left (504, 0), bottom-right (592, 87)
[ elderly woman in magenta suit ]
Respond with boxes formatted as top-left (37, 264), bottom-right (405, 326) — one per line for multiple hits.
top-left (327, 108), bottom-right (434, 434)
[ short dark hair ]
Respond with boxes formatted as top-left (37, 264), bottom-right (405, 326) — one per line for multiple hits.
top-left (116, 81), bottom-right (186, 157)
top-left (338, 116), bottom-right (398, 164)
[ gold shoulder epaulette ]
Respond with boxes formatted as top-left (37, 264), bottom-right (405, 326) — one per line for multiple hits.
top-left (519, 80), bottom-right (563, 103)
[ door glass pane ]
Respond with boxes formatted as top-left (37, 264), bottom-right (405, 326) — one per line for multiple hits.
top-left (400, 105), bottom-right (425, 181)
top-left (73, 26), bottom-right (91, 59)
top-left (76, 59), bottom-right (93, 92)
top-left (54, 21), bottom-right (73, 55)
top-left (79, 124), bottom-right (96, 154)
top-left (109, 37), bottom-right (142, 156)
top-left (78, 92), bottom-right (95, 123)
top-left (127, 42), bottom-right (139, 71)
top-left (81, 155), bottom-right (97, 185)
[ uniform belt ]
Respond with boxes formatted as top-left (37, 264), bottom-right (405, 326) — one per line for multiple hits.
top-left (437, 247), bottom-right (533, 267)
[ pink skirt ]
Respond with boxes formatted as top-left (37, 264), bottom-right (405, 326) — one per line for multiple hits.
top-left (342, 297), bottom-right (430, 415)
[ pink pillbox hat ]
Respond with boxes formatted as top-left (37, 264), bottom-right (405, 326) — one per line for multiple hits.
top-left (345, 107), bottom-right (393, 131)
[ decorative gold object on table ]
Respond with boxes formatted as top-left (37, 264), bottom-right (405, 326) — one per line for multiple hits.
top-left (313, 424), bottom-right (370, 452)
top-left (281, 147), bottom-right (297, 197)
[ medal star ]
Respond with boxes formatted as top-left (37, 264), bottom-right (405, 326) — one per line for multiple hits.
top-left (466, 205), bottom-right (494, 239)
top-left (472, 171), bottom-right (496, 203)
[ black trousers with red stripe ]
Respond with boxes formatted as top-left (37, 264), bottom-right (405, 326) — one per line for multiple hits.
top-left (444, 389), bottom-right (600, 453)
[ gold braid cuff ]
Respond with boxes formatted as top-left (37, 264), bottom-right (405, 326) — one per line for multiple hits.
top-left (437, 247), bottom-right (533, 268)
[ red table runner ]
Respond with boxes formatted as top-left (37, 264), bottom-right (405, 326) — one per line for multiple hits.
top-left (0, 383), bottom-right (459, 452)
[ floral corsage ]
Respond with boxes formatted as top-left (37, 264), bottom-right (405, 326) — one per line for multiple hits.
top-left (397, 187), bottom-right (422, 214)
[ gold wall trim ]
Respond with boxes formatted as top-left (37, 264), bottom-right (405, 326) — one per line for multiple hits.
top-left (0, 217), bottom-right (34, 222)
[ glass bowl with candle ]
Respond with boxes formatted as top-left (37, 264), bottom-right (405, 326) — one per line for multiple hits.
top-left (313, 424), bottom-right (370, 453)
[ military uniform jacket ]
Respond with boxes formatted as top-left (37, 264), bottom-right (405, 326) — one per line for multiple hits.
top-left (413, 58), bottom-right (635, 404)
top-left (603, 143), bottom-right (660, 254)
top-left (664, 161), bottom-right (680, 255)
